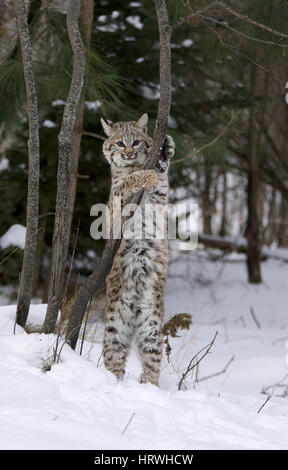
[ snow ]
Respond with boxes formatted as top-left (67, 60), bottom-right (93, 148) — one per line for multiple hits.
top-left (126, 15), bottom-right (144, 30)
top-left (139, 83), bottom-right (160, 100)
top-left (42, 119), bottom-right (57, 128)
top-left (0, 157), bottom-right (9, 172)
top-left (85, 100), bottom-right (102, 111)
top-left (0, 254), bottom-right (288, 449)
top-left (181, 39), bottom-right (194, 47)
top-left (51, 99), bottom-right (65, 106)
top-left (0, 224), bottom-right (26, 249)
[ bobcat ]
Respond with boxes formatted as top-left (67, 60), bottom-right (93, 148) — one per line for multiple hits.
top-left (100, 113), bottom-right (175, 386)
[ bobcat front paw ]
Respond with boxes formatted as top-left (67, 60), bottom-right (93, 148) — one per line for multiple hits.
top-left (143, 170), bottom-right (159, 192)
top-left (163, 134), bottom-right (175, 160)
top-left (156, 135), bottom-right (175, 173)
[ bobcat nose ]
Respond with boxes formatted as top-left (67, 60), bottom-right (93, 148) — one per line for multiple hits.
top-left (125, 148), bottom-right (133, 157)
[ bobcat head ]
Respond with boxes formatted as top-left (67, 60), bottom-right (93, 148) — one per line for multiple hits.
top-left (101, 113), bottom-right (152, 168)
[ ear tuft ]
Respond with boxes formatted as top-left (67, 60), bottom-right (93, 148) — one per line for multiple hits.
top-left (101, 117), bottom-right (113, 136)
top-left (135, 113), bottom-right (148, 131)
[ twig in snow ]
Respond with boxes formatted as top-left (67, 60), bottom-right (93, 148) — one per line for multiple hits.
top-left (121, 412), bottom-right (136, 435)
top-left (261, 374), bottom-right (288, 398)
top-left (257, 394), bottom-right (272, 414)
top-left (250, 307), bottom-right (261, 329)
top-left (272, 335), bottom-right (288, 346)
top-left (178, 331), bottom-right (218, 391)
top-left (197, 355), bottom-right (235, 383)
top-left (79, 296), bottom-right (92, 356)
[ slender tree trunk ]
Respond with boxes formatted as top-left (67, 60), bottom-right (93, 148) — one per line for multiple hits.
top-left (32, 198), bottom-right (50, 297)
top-left (42, 0), bottom-right (85, 333)
top-left (15, 0), bottom-right (40, 327)
top-left (202, 166), bottom-right (212, 235)
top-left (263, 186), bottom-right (276, 246)
top-left (278, 193), bottom-right (288, 247)
top-left (246, 65), bottom-right (262, 284)
top-left (68, 0), bottom-right (94, 230)
top-left (219, 170), bottom-right (227, 237)
top-left (65, 0), bottom-right (171, 350)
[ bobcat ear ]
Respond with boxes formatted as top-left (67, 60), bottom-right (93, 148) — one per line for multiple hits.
top-left (135, 113), bottom-right (148, 131)
top-left (101, 117), bottom-right (113, 136)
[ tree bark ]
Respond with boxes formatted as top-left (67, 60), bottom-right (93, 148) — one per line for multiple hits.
top-left (65, 0), bottom-right (172, 350)
top-left (42, 0), bottom-right (85, 333)
top-left (68, 0), bottom-right (94, 230)
top-left (15, 0), bottom-right (40, 327)
top-left (246, 65), bottom-right (262, 284)
top-left (219, 170), bottom-right (227, 237)
top-left (278, 193), bottom-right (288, 247)
top-left (202, 166), bottom-right (213, 235)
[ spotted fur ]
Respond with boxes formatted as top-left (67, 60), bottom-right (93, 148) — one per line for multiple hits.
top-left (101, 113), bottom-right (175, 386)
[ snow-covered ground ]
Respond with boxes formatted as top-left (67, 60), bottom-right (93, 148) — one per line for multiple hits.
top-left (0, 251), bottom-right (288, 450)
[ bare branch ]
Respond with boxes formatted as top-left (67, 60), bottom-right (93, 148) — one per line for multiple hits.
top-left (197, 355), bottom-right (235, 383)
top-left (217, 1), bottom-right (288, 42)
top-left (172, 110), bottom-right (235, 165)
top-left (249, 307), bottom-right (261, 329)
top-left (199, 14), bottom-right (288, 49)
top-left (178, 331), bottom-right (218, 391)
top-left (173, 0), bottom-right (288, 45)
top-left (257, 394), bottom-right (272, 414)
top-left (171, 1), bottom-right (218, 32)
top-left (82, 130), bottom-right (105, 140)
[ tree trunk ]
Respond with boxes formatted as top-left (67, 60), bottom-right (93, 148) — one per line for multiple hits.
top-left (219, 170), bottom-right (227, 237)
top-left (202, 166), bottom-right (212, 235)
top-left (68, 0), bottom-right (94, 230)
top-left (65, 0), bottom-right (172, 350)
top-left (246, 65), bottom-right (262, 284)
top-left (262, 186), bottom-right (276, 246)
top-left (42, 0), bottom-right (85, 334)
top-left (278, 193), bottom-right (288, 247)
top-left (15, 0), bottom-right (40, 327)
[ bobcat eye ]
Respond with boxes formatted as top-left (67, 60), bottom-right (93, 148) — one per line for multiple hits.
top-left (132, 140), bottom-right (140, 146)
top-left (117, 141), bottom-right (125, 147)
